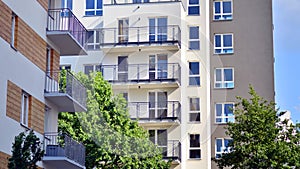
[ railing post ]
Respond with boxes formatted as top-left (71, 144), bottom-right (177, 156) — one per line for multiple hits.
top-left (172, 26), bottom-right (175, 41)
top-left (137, 103), bottom-right (139, 119)
top-left (172, 64), bottom-right (175, 79)
top-left (137, 64), bottom-right (140, 81)
top-left (114, 29), bottom-right (117, 44)
top-left (137, 28), bottom-right (140, 44)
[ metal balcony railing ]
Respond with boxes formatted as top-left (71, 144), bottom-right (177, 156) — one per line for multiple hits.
top-left (106, 0), bottom-right (180, 5)
top-left (44, 70), bottom-right (87, 109)
top-left (99, 25), bottom-right (181, 47)
top-left (161, 140), bottom-right (181, 161)
top-left (47, 8), bottom-right (87, 47)
top-left (128, 101), bottom-right (181, 122)
top-left (43, 132), bottom-right (85, 166)
top-left (100, 63), bottom-right (181, 84)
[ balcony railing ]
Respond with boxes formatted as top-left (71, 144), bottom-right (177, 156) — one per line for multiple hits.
top-left (128, 101), bottom-right (181, 122)
top-left (100, 63), bottom-right (181, 85)
top-left (105, 0), bottom-right (180, 5)
top-left (100, 25), bottom-right (181, 48)
top-left (44, 70), bottom-right (87, 112)
top-left (43, 132), bottom-right (85, 167)
top-left (161, 140), bottom-right (181, 162)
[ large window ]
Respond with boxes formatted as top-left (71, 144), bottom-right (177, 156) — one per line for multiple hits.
top-left (84, 64), bottom-right (101, 75)
top-left (188, 0), bottom-right (200, 15)
top-left (189, 26), bottom-right (200, 50)
top-left (21, 92), bottom-right (29, 126)
top-left (149, 17), bottom-right (168, 42)
top-left (87, 30), bottom-right (100, 50)
top-left (149, 129), bottom-right (167, 156)
top-left (189, 98), bottom-right (200, 122)
top-left (189, 134), bottom-right (201, 159)
top-left (214, 68), bottom-right (234, 88)
top-left (189, 62), bottom-right (200, 86)
top-left (214, 1), bottom-right (232, 20)
top-left (215, 103), bottom-right (234, 123)
top-left (214, 34), bottom-right (233, 54)
top-left (85, 0), bottom-right (103, 16)
top-left (215, 138), bottom-right (232, 158)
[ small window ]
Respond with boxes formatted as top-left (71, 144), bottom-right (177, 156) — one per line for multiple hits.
top-left (189, 98), bottom-right (200, 122)
top-left (215, 68), bottom-right (234, 88)
top-left (189, 26), bottom-right (200, 50)
top-left (189, 62), bottom-right (200, 86)
top-left (84, 64), bottom-right (101, 75)
top-left (214, 1), bottom-right (232, 20)
top-left (215, 103), bottom-right (234, 123)
top-left (215, 138), bottom-right (233, 158)
top-left (188, 0), bottom-right (200, 15)
top-left (87, 30), bottom-right (100, 50)
top-left (189, 134), bottom-right (201, 159)
top-left (21, 92), bottom-right (29, 126)
top-left (214, 34), bottom-right (233, 54)
top-left (85, 0), bottom-right (103, 16)
top-left (11, 13), bottom-right (17, 48)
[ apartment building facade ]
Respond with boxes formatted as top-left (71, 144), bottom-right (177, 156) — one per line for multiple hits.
top-left (0, 0), bottom-right (87, 168)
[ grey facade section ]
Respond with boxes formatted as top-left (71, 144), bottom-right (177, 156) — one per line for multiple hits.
top-left (209, 0), bottom-right (275, 168)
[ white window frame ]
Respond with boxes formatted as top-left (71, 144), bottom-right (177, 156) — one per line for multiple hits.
top-left (148, 129), bottom-right (168, 153)
top-left (189, 97), bottom-right (200, 122)
top-left (11, 13), bottom-right (16, 48)
top-left (215, 102), bottom-right (234, 123)
top-left (215, 138), bottom-right (233, 158)
top-left (214, 67), bottom-right (234, 88)
top-left (188, 0), bottom-right (200, 15)
top-left (188, 26), bottom-right (200, 50)
top-left (189, 134), bottom-right (201, 159)
top-left (21, 92), bottom-right (29, 126)
top-left (214, 33), bottom-right (234, 54)
top-left (87, 30), bottom-right (100, 50)
top-left (85, 0), bottom-right (103, 16)
top-left (189, 61), bottom-right (200, 86)
top-left (84, 64), bottom-right (101, 75)
top-left (213, 0), bottom-right (233, 21)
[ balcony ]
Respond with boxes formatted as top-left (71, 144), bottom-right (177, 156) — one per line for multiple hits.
top-left (100, 25), bottom-right (181, 52)
top-left (128, 101), bottom-right (181, 127)
top-left (162, 140), bottom-right (181, 164)
top-left (43, 132), bottom-right (85, 169)
top-left (101, 63), bottom-right (181, 89)
top-left (44, 70), bottom-right (87, 112)
top-left (105, 0), bottom-right (181, 5)
top-left (47, 8), bottom-right (87, 56)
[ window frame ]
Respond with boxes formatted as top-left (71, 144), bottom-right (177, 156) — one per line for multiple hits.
top-left (214, 33), bottom-right (234, 54)
top-left (214, 67), bottom-right (234, 89)
top-left (188, 26), bottom-right (200, 50)
top-left (215, 138), bottom-right (233, 158)
top-left (189, 97), bottom-right (200, 122)
top-left (21, 92), bottom-right (29, 126)
top-left (85, 0), bottom-right (103, 16)
top-left (213, 0), bottom-right (233, 21)
top-left (189, 134), bottom-right (201, 159)
top-left (84, 64), bottom-right (101, 75)
top-left (189, 62), bottom-right (200, 86)
top-left (188, 0), bottom-right (200, 15)
top-left (87, 30), bottom-right (100, 50)
top-left (215, 102), bottom-right (234, 123)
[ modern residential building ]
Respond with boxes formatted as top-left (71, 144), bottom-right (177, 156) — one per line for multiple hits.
top-left (0, 0), bottom-right (87, 168)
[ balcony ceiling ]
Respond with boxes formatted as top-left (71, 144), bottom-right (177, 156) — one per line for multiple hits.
top-left (44, 93), bottom-right (87, 112)
top-left (43, 157), bottom-right (85, 169)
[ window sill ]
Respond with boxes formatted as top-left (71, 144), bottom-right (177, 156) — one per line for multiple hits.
top-left (214, 87), bottom-right (234, 90)
top-left (187, 14), bottom-right (200, 16)
top-left (83, 15), bottom-right (103, 17)
top-left (188, 122), bottom-right (201, 124)
top-left (213, 19), bottom-right (233, 22)
top-left (214, 52), bottom-right (234, 55)
top-left (188, 158), bottom-right (201, 161)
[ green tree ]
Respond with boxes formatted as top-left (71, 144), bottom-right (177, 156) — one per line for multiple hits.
top-left (8, 130), bottom-right (44, 169)
top-left (59, 72), bottom-right (170, 169)
top-left (213, 87), bottom-right (300, 169)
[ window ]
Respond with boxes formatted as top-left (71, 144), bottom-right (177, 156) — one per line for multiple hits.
top-left (189, 98), bottom-right (200, 122)
top-left (87, 30), bottom-right (100, 50)
top-left (133, 0), bottom-right (149, 3)
top-left (215, 138), bottom-right (232, 158)
top-left (149, 17), bottom-right (168, 42)
top-left (84, 64), bottom-right (101, 75)
top-left (11, 13), bottom-right (17, 48)
top-left (85, 0), bottom-right (103, 16)
top-left (189, 134), bottom-right (201, 159)
top-left (21, 92), bottom-right (29, 126)
top-left (189, 62), bottom-right (200, 86)
top-left (188, 0), bottom-right (200, 15)
top-left (189, 26), bottom-right (200, 50)
top-left (215, 68), bottom-right (234, 88)
top-left (214, 34), bottom-right (233, 54)
top-left (214, 1), bottom-right (232, 20)
top-left (215, 103), bottom-right (234, 123)
top-left (149, 129), bottom-right (168, 156)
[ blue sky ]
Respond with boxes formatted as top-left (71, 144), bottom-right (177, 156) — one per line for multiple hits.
top-left (274, 0), bottom-right (300, 122)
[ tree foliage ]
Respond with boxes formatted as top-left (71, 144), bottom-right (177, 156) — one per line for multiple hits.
top-left (8, 130), bottom-right (44, 169)
top-left (213, 87), bottom-right (300, 169)
top-left (59, 72), bottom-right (170, 169)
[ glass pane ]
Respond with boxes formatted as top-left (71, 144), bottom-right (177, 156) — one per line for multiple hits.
top-left (190, 134), bottom-right (200, 147)
top-left (188, 6), bottom-right (200, 15)
top-left (96, 31), bottom-right (100, 43)
top-left (223, 34), bottom-right (232, 47)
top-left (189, 0), bottom-right (199, 5)
top-left (190, 150), bottom-right (201, 159)
top-left (215, 69), bottom-right (222, 81)
top-left (224, 69), bottom-right (233, 81)
top-left (215, 35), bottom-right (221, 47)
top-left (189, 77), bottom-right (200, 86)
top-left (223, 2), bottom-right (232, 13)
top-left (190, 98), bottom-right (200, 111)
top-left (86, 0), bottom-right (94, 9)
top-left (189, 62), bottom-right (199, 75)
top-left (157, 130), bottom-right (167, 146)
top-left (190, 113), bottom-right (200, 122)
top-left (149, 130), bottom-right (155, 143)
top-left (224, 104), bottom-right (234, 116)
top-left (216, 104), bottom-right (222, 116)
top-left (85, 11), bottom-right (94, 16)
top-left (216, 118), bottom-right (222, 123)
top-left (97, 0), bottom-right (103, 9)
top-left (96, 10), bottom-right (102, 16)
top-left (158, 18), bottom-right (167, 27)
top-left (84, 65), bottom-right (93, 75)
top-left (189, 27), bottom-right (199, 39)
top-left (216, 139), bottom-right (222, 152)
top-left (149, 92), bottom-right (155, 108)
top-left (214, 2), bottom-right (220, 14)
top-left (158, 92), bottom-right (167, 106)
top-left (87, 31), bottom-right (94, 43)
top-left (189, 41), bottom-right (200, 50)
